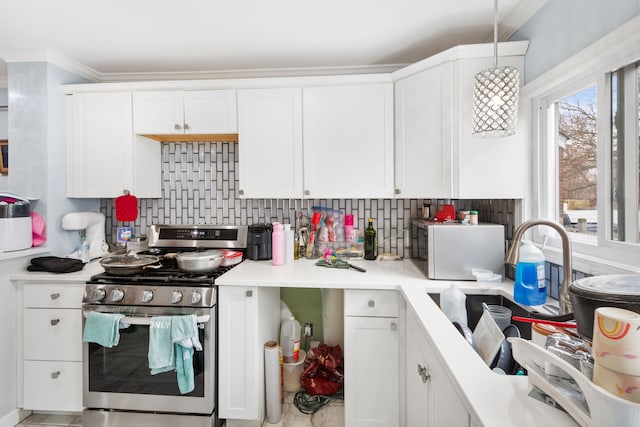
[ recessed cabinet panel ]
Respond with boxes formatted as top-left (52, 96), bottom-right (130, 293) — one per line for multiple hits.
top-left (303, 83), bottom-right (394, 199)
top-left (133, 90), bottom-right (237, 135)
top-left (66, 92), bottom-right (136, 197)
top-left (394, 62), bottom-right (453, 198)
top-left (237, 88), bottom-right (303, 198)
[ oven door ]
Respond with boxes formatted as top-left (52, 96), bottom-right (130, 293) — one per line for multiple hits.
top-left (82, 304), bottom-right (215, 415)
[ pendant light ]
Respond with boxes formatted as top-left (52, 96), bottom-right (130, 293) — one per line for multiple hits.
top-left (472, 0), bottom-right (520, 137)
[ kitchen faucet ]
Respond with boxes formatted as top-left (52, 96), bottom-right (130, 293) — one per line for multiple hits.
top-left (504, 219), bottom-right (573, 314)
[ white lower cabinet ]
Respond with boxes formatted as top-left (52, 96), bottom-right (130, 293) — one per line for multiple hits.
top-left (406, 307), bottom-right (470, 427)
top-left (344, 290), bottom-right (400, 427)
top-left (20, 283), bottom-right (85, 412)
top-left (218, 285), bottom-right (280, 424)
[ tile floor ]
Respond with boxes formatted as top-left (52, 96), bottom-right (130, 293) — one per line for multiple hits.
top-left (15, 413), bottom-right (82, 427)
top-left (14, 393), bottom-right (343, 427)
top-left (263, 392), bottom-right (344, 427)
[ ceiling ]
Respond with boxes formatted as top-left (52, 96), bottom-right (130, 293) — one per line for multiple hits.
top-left (0, 0), bottom-right (544, 84)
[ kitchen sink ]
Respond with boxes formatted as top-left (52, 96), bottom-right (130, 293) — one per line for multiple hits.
top-left (428, 292), bottom-right (533, 340)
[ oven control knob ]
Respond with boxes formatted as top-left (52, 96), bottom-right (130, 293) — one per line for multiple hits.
top-left (110, 288), bottom-right (125, 302)
top-left (90, 288), bottom-right (106, 302)
top-left (141, 289), bottom-right (154, 303)
top-left (190, 290), bottom-right (202, 305)
top-left (171, 290), bottom-right (183, 304)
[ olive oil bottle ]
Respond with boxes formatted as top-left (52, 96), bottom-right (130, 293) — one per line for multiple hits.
top-left (364, 218), bottom-right (377, 260)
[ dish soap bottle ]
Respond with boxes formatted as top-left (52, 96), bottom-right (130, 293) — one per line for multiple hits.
top-left (364, 218), bottom-right (377, 260)
top-left (514, 239), bottom-right (546, 306)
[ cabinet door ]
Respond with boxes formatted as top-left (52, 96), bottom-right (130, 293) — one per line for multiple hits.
top-left (344, 316), bottom-right (399, 427)
top-left (218, 286), bottom-right (280, 422)
top-left (23, 309), bottom-right (82, 361)
top-left (183, 90), bottom-right (237, 133)
top-left (23, 361), bottom-right (82, 412)
top-left (407, 309), bottom-right (470, 427)
top-left (303, 84), bottom-right (394, 198)
top-left (67, 92), bottom-right (135, 197)
top-left (237, 88), bottom-right (303, 198)
top-left (133, 91), bottom-right (184, 134)
top-left (394, 62), bottom-right (453, 198)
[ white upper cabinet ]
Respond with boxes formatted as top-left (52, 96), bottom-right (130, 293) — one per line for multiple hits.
top-left (394, 62), bottom-right (453, 198)
top-left (303, 83), bottom-right (394, 199)
top-left (393, 41), bottom-right (529, 199)
top-left (66, 92), bottom-right (161, 198)
top-left (133, 90), bottom-right (237, 134)
top-left (237, 88), bottom-right (303, 198)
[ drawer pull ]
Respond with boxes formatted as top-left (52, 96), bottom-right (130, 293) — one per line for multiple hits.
top-left (50, 293), bottom-right (60, 300)
top-left (184, 123), bottom-right (191, 130)
top-left (51, 371), bottom-right (61, 379)
top-left (246, 290), bottom-right (253, 297)
top-left (417, 364), bottom-right (430, 383)
top-left (390, 322), bottom-right (397, 331)
top-left (368, 300), bottom-right (375, 308)
top-left (50, 319), bottom-right (60, 326)
top-left (174, 123), bottom-right (182, 130)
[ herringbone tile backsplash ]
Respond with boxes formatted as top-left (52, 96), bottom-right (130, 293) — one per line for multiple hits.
top-left (101, 141), bottom-right (517, 259)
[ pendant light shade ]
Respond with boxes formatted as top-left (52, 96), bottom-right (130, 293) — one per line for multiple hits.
top-left (472, 0), bottom-right (520, 137)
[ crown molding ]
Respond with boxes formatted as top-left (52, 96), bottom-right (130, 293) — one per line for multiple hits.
top-left (0, 48), bottom-right (101, 82)
top-left (98, 63), bottom-right (407, 82)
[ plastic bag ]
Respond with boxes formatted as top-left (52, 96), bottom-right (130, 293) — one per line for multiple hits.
top-left (300, 344), bottom-right (344, 396)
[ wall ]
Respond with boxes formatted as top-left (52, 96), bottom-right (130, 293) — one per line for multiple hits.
top-left (101, 141), bottom-right (519, 257)
top-left (510, 0), bottom-right (640, 83)
top-left (7, 62), bottom-right (97, 256)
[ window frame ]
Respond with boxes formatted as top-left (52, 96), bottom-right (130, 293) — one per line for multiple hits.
top-left (525, 16), bottom-right (640, 275)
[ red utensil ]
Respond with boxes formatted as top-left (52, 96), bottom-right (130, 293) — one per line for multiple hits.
top-left (512, 315), bottom-right (578, 328)
top-left (115, 190), bottom-right (138, 222)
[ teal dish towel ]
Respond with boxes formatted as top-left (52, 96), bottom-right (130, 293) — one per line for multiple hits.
top-left (148, 316), bottom-right (174, 374)
top-left (82, 312), bottom-right (125, 348)
top-left (172, 314), bottom-right (202, 394)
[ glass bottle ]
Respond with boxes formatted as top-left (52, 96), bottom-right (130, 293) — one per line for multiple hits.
top-left (364, 218), bottom-right (377, 260)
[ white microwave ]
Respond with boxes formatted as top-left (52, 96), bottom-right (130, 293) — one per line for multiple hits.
top-left (411, 221), bottom-right (505, 280)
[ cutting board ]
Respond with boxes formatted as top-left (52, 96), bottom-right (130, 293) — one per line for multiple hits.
top-left (115, 191), bottom-right (138, 222)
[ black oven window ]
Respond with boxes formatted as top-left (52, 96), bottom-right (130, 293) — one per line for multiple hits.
top-left (87, 324), bottom-right (206, 397)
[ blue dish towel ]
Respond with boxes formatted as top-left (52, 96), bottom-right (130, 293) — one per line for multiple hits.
top-left (148, 316), bottom-right (174, 374)
top-left (83, 312), bottom-right (126, 348)
top-left (172, 314), bottom-right (202, 394)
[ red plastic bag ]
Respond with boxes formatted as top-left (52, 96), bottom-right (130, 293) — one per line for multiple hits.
top-left (300, 344), bottom-right (344, 396)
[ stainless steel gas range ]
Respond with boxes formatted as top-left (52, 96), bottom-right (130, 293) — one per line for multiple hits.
top-left (82, 224), bottom-right (247, 427)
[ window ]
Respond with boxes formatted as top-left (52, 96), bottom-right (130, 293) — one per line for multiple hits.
top-left (531, 20), bottom-right (640, 274)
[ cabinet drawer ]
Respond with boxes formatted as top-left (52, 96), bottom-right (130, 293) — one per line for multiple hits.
top-left (23, 360), bottom-right (82, 412)
top-left (344, 290), bottom-right (398, 317)
top-left (23, 309), bottom-right (82, 361)
top-left (24, 284), bottom-right (84, 309)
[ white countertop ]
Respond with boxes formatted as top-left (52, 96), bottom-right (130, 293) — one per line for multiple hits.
top-left (218, 258), bottom-right (578, 427)
top-left (10, 258), bottom-right (104, 283)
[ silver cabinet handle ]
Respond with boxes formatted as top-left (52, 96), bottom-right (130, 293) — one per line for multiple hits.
top-left (394, 188), bottom-right (401, 195)
top-left (50, 293), bottom-right (60, 300)
top-left (184, 123), bottom-right (190, 130)
top-left (51, 371), bottom-right (61, 379)
top-left (50, 319), bottom-right (60, 326)
top-left (246, 290), bottom-right (253, 297)
top-left (368, 300), bottom-right (375, 308)
top-left (417, 364), bottom-right (430, 383)
top-left (238, 190), bottom-right (244, 195)
top-left (304, 190), bottom-right (310, 196)
top-left (174, 124), bottom-right (182, 130)
top-left (390, 322), bottom-right (397, 331)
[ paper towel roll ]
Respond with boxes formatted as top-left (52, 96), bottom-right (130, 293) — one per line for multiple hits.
top-left (593, 307), bottom-right (640, 376)
top-left (264, 341), bottom-right (282, 424)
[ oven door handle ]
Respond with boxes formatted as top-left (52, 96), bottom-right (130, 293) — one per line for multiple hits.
top-left (83, 312), bottom-right (210, 326)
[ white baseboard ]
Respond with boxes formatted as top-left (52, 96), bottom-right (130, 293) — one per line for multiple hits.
top-left (0, 409), bottom-right (31, 427)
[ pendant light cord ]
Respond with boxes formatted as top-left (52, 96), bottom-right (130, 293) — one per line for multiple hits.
top-left (493, 0), bottom-right (498, 69)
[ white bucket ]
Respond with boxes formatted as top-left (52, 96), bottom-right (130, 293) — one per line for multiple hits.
top-left (283, 349), bottom-right (306, 392)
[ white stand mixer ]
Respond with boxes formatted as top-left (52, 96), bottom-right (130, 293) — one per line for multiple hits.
top-left (61, 212), bottom-right (110, 261)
